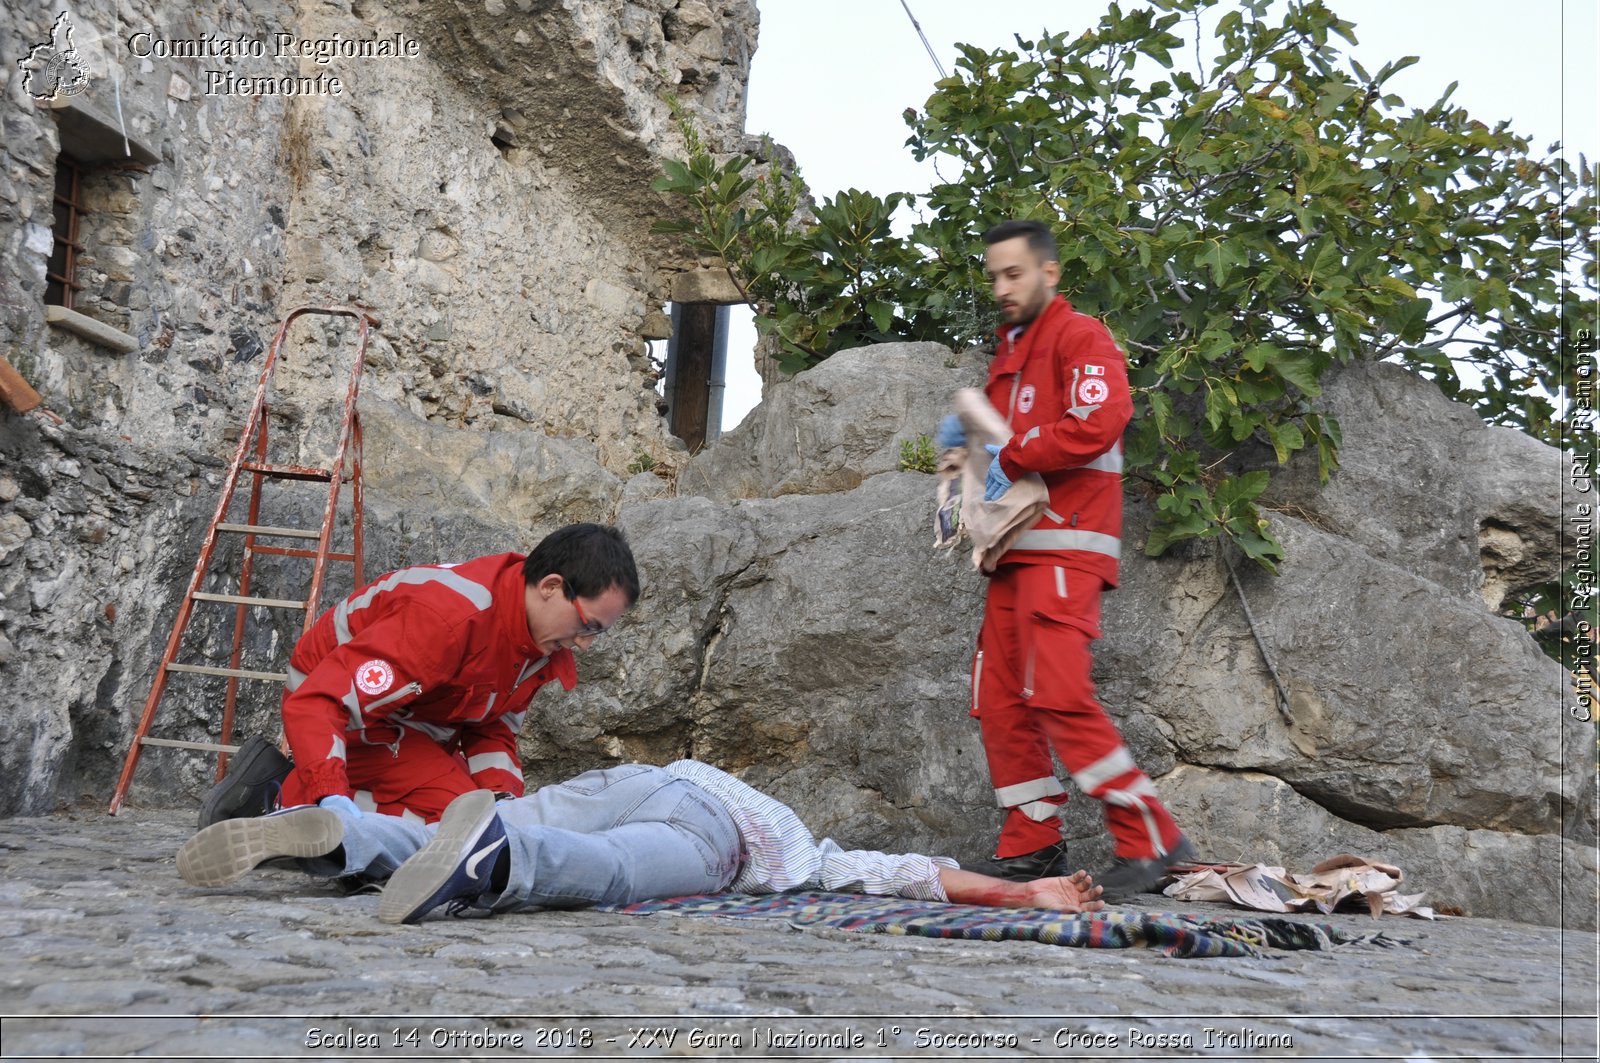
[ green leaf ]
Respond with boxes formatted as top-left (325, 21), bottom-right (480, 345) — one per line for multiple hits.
top-left (867, 300), bottom-right (894, 334)
top-left (1376, 276), bottom-right (1418, 300)
top-left (1265, 419), bottom-right (1305, 463)
top-left (1242, 343), bottom-right (1281, 372)
top-left (1198, 241), bottom-right (1233, 285)
top-left (1215, 470), bottom-right (1270, 509)
top-left (1230, 518), bottom-right (1283, 573)
top-left (1274, 350), bottom-right (1323, 396)
top-left (1313, 81), bottom-right (1359, 118)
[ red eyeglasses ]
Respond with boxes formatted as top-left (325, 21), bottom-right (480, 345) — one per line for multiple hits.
top-left (570, 594), bottom-right (607, 638)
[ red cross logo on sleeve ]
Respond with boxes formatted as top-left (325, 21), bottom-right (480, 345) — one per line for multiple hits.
top-left (354, 658), bottom-right (395, 695)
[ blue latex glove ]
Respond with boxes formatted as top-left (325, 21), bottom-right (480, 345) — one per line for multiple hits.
top-left (318, 794), bottom-right (362, 819)
top-left (934, 413), bottom-right (966, 451)
top-left (984, 443), bottom-right (1012, 501)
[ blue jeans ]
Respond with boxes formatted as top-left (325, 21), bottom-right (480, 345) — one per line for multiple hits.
top-left (310, 764), bottom-right (743, 911)
top-left (485, 763), bottom-right (742, 911)
top-left (300, 804), bottom-right (431, 882)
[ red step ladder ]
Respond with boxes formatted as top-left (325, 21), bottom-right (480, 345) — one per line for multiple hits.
top-left (108, 305), bottom-right (379, 814)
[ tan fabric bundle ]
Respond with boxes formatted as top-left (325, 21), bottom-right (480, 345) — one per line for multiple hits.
top-left (934, 388), bottom-right (1049, 574)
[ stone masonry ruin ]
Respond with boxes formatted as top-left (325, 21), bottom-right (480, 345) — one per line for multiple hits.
top-left (1, 2), bottom-right (1593, 930)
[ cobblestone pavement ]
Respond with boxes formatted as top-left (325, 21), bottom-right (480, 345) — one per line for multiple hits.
top-left (0, 806), bottom-right (1595, 1061)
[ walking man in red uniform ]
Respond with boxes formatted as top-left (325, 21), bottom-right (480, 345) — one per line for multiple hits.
top-left (937, 220), bottom-right (1192, 899)
top-left (199, 523), bottom-right (638, 828)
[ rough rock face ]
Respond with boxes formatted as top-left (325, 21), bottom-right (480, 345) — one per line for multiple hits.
top-left (1257, 361), bottom-right (1565, 609)
top-left (680, 341), bottom-right (985, 500)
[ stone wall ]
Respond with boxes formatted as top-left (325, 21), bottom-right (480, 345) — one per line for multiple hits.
top-left (0, 0), bottom-right (758, 815)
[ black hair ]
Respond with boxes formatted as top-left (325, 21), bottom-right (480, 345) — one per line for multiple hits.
top-left (523, 523), bottom-right (640, 605)
top-left (981, 219), bottom-right (1059, 264)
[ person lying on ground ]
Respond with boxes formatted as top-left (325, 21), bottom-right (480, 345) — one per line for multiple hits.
top-left (177, 760), bottom-right (1105, 924)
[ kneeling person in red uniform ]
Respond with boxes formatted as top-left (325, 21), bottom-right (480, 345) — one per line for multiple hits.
top-left (200, 523), bottom-right (638, 827)
top-left (937, 220), bottom-right (1192, 900)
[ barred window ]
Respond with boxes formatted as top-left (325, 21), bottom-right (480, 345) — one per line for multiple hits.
top-left (46, 154), bottom-right (86, 309)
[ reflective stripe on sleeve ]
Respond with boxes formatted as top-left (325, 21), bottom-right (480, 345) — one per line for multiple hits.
top-left (1078, 443), bottom-right (1123, 473)
top-left (340, 686), bottom-right (364, 729)
top-left (334, 565), bottom-right (494, 644)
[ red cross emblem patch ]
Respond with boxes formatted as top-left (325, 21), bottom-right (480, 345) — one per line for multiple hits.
top-left (355, 658), bottom-right (395, 695)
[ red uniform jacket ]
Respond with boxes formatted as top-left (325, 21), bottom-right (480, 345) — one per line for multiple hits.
top-left (282, 552), bottom-right (575, 803)
top-left (985, 294), bottom-right (1131, 586)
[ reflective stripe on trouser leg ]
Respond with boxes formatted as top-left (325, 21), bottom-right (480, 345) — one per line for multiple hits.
top-left (995, 777), bottom-right (1068, 825)
top-left (1100, 776), bottom-right (1171, 857)
top-left (976, 568), bottom-right (1070, 858)
top-left (1017, 565), bottom-right (1182, 860)
top-left (1016, 799), bottom-right (1067, 822)
top-left (994, 775), bottom-right (1066, 808)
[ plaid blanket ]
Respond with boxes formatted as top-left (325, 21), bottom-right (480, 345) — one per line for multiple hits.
top-left (598, 890), bottom-right (1349, 958)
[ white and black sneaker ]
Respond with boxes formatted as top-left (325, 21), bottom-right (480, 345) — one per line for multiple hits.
top-left (378, 790), bottom-right (507, 925)
top-left (177, 805), bottom-right (343, 887)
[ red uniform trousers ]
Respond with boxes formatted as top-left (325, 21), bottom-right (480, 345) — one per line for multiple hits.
top-left (972, 562), bottom-right (1182, 860)
top-left (277, 732), bottom-right (478, 824)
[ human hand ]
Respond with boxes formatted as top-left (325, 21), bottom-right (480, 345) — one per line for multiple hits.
top-left (1026, 869), bottom-right (1106, 912)
top-left (983, 444), bottom-right (1012, 501)
top-left (317, 794), bottom-right (362, 819)
top-left (934, 414), bottom-right (966, 451)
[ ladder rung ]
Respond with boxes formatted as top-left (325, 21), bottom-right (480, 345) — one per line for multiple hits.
top-left (254, 546), bottom-right (355, 562)
top-left (166, 663), bottom-right (289, 682)
top-left (216, 522), bottom-right (322, 540)
top-left (138, 737), bottom-right (242, 754)
top-left (241, 461), bottom-right (335, 482)
top-left (191, 592), bottom-right (306, 609)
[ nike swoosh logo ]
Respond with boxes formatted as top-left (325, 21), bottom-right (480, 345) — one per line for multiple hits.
top-left (464, 835), bottom-right (507, 879)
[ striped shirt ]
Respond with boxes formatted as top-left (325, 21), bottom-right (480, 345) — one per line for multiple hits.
top-left (663, 760), bottom-right (956, 901)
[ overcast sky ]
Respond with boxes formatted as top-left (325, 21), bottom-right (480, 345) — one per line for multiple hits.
top-left (714, 0), bottom-right (1598, 430)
